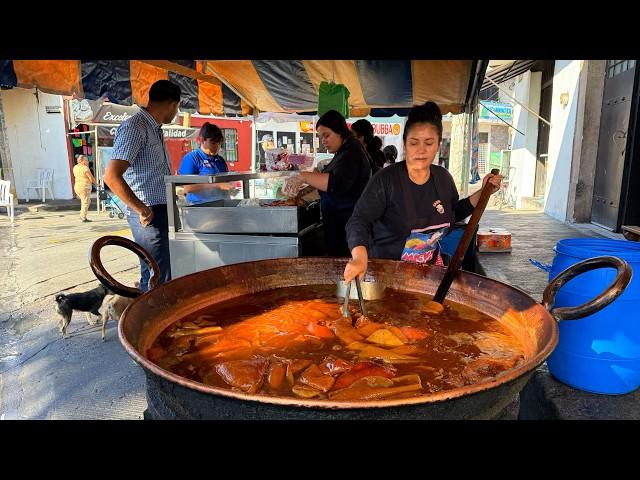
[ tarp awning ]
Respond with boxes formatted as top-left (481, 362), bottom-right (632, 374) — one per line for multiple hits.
top-left (0, 60), bottom-right (251, 116)
top-left (205, 60), bottom-right (482, 115)
top-left (0, 60), bottom-right (487, 117)
top-left (481, 60), bottom-right (537, 91)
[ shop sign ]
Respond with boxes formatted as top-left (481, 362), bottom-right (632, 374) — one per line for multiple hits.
top-left (479, 101), bottom-right (512, 122)
top-left (372, 123), bottom-right (402, 136)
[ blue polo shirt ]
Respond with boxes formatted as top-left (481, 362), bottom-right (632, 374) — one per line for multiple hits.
top-left (178, 149), bottom-right (229, 204)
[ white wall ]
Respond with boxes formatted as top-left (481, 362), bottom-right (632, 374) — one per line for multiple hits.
top-left (1, 88), bottom-right (72, 200)
top-left (255, 120), bottom-right (301, 150)
top-left (544, 60), bottom-right (583, 221)
top-left (508, 71), bottom-right (541, 208)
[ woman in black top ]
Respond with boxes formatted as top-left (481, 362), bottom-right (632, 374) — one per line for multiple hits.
top-left (351, 119), bottom-right (386, 174)
top-left (343, 101), bottom-right (502, 282)
top-left (294, 110), bottom-right (372, 256)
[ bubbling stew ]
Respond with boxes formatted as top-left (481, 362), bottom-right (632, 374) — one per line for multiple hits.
top-left (147, 286), bottom-right (526, 401)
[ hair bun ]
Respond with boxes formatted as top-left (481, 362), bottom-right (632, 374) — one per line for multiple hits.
top-left (423, 101), bottom-right (442, 120)
top-left (408, 101), bottom-right (442, 123)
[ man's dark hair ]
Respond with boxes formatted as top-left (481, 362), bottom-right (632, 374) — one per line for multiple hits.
top-left (200, 122), bottom-right (224, 143)
top-left (316, 110), bottom-right (352, 139)
top-left (148, 80), bottom-right (181, 103)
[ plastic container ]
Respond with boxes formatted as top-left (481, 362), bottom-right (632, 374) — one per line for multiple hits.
top-left (546, 238), bottom-right (640, 394)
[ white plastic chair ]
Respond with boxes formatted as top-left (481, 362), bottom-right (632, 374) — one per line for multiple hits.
top-left (0, 180), bottom-right (15, 223)
top-left (25, 168), bottom-right (54, 202)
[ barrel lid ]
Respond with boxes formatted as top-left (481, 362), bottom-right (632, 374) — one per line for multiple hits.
top-left (555, 238), bottom-right (640, 262)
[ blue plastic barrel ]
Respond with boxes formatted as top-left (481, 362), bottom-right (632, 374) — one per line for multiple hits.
top-left (546, 238), bottom-right (640, 394)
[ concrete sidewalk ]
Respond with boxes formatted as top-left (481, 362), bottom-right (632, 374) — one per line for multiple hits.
top-left (0, 205), bottom-right (146, 419)
top-left (477, 208), bottom-right (621, 302)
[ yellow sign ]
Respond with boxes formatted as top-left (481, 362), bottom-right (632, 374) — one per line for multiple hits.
top-left (372, 123), bottom-right (402, 136)
top-left (300, 121), bottom-right (313, 133)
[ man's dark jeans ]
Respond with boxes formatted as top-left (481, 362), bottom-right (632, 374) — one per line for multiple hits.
top-left (127, 204), bottom-right (171, 292)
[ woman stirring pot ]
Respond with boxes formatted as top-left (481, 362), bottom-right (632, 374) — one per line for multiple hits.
top-left (343, 101), bottom-right (502, 282)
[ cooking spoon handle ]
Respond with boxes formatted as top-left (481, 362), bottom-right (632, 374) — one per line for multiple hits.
top-left (433, 168), bottom-right (500, 304)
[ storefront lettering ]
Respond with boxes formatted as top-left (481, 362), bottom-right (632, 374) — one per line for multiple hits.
top-left (103, 111), bottom-right (132, 122)
top-left (373, 123), bottom-right (401, 136)
top-left (163, 129), bottom-right (188, 138)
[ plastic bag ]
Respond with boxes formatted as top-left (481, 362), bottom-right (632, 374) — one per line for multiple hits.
top-left (265, 148), bottom-right (313, 172)
top-left (318, 81), bottom-right (350, 118)
top-left (282, 175), bottom-right (308, 197)
top-left (265, 148), bottom-right (292, 171)
top-left (237, 198), bottom-right (261, 207)
top-left (285, 154), bottom-right (314, 172)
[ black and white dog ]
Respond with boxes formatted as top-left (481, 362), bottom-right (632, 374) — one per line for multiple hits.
top-left (54, 284), bottom-right (112, 338)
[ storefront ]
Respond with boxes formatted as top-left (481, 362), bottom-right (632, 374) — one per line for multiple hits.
top-left (67, 99), bottom-right (199, 188)
top-left (176, 114), bottom-right (254, 172)
top-left (254, 112), bottom-right (407, 171)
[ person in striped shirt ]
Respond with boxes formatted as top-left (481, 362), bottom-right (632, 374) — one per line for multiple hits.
top-left (104, 80), bottom-right (181, 291)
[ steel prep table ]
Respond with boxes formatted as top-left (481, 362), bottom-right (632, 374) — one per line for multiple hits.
top-left (165, 172), bottom-right (325, 278)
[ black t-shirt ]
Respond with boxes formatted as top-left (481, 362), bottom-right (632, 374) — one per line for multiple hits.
top-left (407, 177), bottom-right (440, 223)
top-left (320, 136), bottom-right (372, 211)
top-left (346, 161), bottom-right (474, 259)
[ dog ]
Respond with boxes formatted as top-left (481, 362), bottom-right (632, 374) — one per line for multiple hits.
top-left (54, 284), bottom-right (111, 338)
top-left (100, 281), bottom-right (139, 341)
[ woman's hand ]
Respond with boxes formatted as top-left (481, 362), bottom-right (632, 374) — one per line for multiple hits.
top-left (482, 172), bottom-right (503, 194)
top-left (344, 246), bottom-right (368, 283)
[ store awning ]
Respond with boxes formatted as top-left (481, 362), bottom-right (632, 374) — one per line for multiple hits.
top-left (204, 60), bottom-right (486, 116)
top-left (0, 60), bottom-right (251, 116)
top-left (0, 60), bottom-right (487, 117)
top-left (481, 60), bottom-right (537, 91)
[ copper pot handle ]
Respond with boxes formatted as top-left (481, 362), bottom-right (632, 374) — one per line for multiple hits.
top-left (542, 256), bottom-right (632, 321)
top-left (89, 235), bottom-right (160, 298)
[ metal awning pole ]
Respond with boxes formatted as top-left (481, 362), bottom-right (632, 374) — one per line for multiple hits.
top-left (312, 115), bottom-right (317, 160)
top-left (94, 126), bottom-right (100, 214)
top-left (461, 113), bottom-right (470, 197)
top-left (252, 107), bottom-right (258, 174)
top-left (485, 76), bottom-right (553, 128)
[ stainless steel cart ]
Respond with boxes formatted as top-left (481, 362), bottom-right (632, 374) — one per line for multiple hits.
top-left (165, 172), bottom-right (324, 278)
